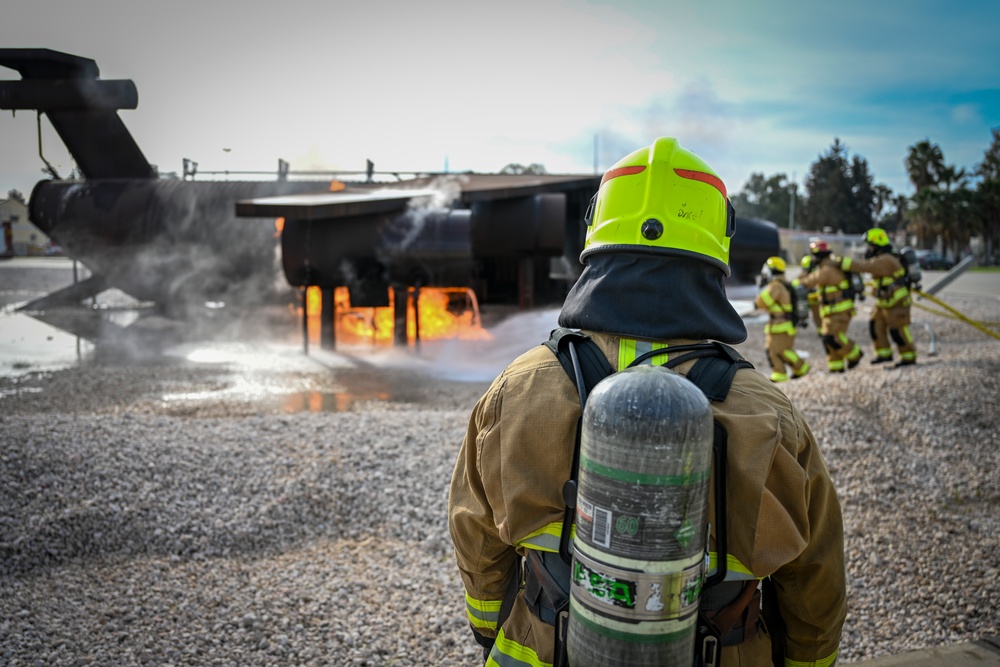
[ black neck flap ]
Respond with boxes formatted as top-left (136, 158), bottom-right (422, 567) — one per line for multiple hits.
top-left (558, 251), bottom-right (748, 344)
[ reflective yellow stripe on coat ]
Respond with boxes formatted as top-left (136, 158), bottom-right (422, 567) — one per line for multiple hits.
top-left (465, 593), bottom-right (501, 632)
top-left (785, 648), bottom-right (840, 667)
top-left (487, 627), bottom-right (552, 667)
top-left (517, 522), bottom-right (568, 553)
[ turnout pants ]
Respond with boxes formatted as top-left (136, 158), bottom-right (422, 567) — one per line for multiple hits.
top-left (764, 330), bottom-right (809, 382)
top-left (820, 311), bottom-right (862, 371)
top-left (869, 305), bottom-right (916, 362)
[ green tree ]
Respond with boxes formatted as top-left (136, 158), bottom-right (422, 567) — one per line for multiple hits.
top-left (880, 193), bottom-right (910, 233)
top-left (904, 140), bottom-right (945, 192)
top-left (849, 155), bottom-right (876, 231)
top-left (5, 189), bottom-right (25, 204)
top-left (974, 128), bottom-right (1000, 262)
top-left (904, 139), bottom-right (974, 255)
top-left (500, 163), bottom-right (548, 175)
top-left (731, 172), bottom-right (799, 227)
top-left (801, 138), bottom-right (875, 233)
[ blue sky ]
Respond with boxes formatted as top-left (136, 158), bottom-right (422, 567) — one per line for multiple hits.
top-left (2, 0), bottom-right (998, 201)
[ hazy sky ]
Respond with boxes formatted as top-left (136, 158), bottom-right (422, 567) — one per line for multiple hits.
top-left (2, 0), bottom-right (998, 201)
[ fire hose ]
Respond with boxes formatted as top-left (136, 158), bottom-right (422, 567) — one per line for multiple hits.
top-left (912, 289), bottom-right (1000, 342)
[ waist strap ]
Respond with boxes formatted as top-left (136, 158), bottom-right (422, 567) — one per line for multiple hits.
top-left (699, 580), bottom-right (761, 647)
top-left (523, 549), bottom-right (570, 625)
top-left (524, 548), bottom-right (761, 649)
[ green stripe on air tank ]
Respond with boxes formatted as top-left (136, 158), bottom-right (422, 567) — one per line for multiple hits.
top-left (569, 603), bottom-right (694, 644)
top-left (579, 455), bottom-right (710, 486)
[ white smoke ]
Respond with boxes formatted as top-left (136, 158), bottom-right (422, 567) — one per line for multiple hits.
top-left (360, 307), bottom-right (561, 382)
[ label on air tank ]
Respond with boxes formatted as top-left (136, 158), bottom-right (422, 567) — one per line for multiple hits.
top-left (570, 543), bottom-right (704, 621)
top-left (577, 498), bottom-right (645, 551)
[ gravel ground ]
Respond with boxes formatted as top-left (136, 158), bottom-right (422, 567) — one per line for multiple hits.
top-left (1, 271), bottom-right (998, 665)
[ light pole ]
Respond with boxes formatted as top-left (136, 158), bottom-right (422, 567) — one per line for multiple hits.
top-left (788, 172), bottom-right (797, 230)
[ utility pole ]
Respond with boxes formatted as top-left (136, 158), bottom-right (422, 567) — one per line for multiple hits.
top-left (788, 172), bottom-right (797, 230)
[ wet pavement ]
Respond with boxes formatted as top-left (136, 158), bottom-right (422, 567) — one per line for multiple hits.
top-left (0, 257), bottom-right (541, 413)
top-left (2, 256), bottom-right (996, 413)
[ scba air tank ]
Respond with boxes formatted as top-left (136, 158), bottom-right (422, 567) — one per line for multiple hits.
top-left (566, 365), bottom-right (714, 666)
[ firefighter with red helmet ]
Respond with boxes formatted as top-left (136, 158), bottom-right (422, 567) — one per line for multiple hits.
top-left (448, 138), bottom-right (846, 667)
top-left (800, 254), bottom-right (823, 328)
top-left (754, 256), bottom-right (810, 382)
top-left (845, 228), bottom-right (917, 366)
top-left (796, 240), bottom-right (864, 372)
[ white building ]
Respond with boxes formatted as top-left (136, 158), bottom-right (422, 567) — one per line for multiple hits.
top-left (1, 196), bottom-right (54, 256)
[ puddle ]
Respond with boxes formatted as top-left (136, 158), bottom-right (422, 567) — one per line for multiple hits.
top-left (0, 310), bottom-right (95, 377)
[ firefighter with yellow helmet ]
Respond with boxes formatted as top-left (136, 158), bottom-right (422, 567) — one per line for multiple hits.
top-left (754, 256), bottom-right (810, 382)
top-left (796, 240), bottom-right (864, 372)
top-left (845, 228), bottom-right (917, 366)
top-left (448, 137), bottom-right (846, 667)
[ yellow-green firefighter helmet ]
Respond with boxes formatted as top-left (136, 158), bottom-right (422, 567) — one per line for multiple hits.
top-left (800, 254), bottom-right (814, 269)
top-left (864, 227), bottom-right (891, 247)
top-left (582, 137), bottom-right (735, 275)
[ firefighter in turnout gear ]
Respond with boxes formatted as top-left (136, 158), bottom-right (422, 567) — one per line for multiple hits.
top-left (448, 137), bottom-right (846, 667)
top-left (754, 256), bottom-right (810, 382)
top-left (846, 228), bottom-right (917, 367)
top-left (800, 254), bottom-right (823, 329)
top-left (796, 241), bottom-right (864, 372)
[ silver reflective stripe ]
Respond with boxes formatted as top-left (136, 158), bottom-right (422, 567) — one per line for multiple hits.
top-left (467, 600), bottom-right (500, 626)
top-left (516, 523), bottom-right (564, 553)
top-left (708, 552), bottom-right (758, 581)
top-left (487, 628), bottom-right (550, 667)
top-left (618, 338), bottom-right (669, 369)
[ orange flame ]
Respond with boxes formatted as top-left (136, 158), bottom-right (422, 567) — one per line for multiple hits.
top-left (274, 217), bottom-right (285, 238)
top-left (333, 286), bottom-right (491, 346)
top-left (329, 180), bottom-right (346, 192)
top-left (304, 286), bottom-right (323, 346)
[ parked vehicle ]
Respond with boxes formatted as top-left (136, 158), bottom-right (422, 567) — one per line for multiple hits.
top-left (913, 250), bottom-right (955, 270)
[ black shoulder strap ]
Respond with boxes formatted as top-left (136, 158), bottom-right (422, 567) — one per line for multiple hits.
top-left (628, 341), bottom-right (753, 402)
top-left (543, 328), bottom-right (615, 408)
top-left (669, 343), bottom-right (754, 402)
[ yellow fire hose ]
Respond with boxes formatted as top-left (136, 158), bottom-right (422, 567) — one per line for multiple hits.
top-left (913, 289), bottom-right (1000, 342)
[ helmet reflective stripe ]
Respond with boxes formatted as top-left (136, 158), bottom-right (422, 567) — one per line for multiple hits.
top-left (600, 164), bottom-right (647, 186)
top-left (674, 168), bottom-right (728, 198)
top-left (582, 137), bottom-right (734, 275)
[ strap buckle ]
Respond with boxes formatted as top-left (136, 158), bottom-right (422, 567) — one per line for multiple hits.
top-left (553, 608), bottom-right (570, 667)
top-left (700, 633), bottom-right (719, 667)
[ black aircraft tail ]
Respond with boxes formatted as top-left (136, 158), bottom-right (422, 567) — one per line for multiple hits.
top-left (0, 48), bottom-right (156, 179)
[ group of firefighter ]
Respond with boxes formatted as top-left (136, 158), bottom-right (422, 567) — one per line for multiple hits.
top-left (754, 229), bottom-right (918, 383)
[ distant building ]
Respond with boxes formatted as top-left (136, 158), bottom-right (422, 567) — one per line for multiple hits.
top-left (779, 228), bottom-right (866, 267)
top-left (1, 197), bottom-right (54, 256)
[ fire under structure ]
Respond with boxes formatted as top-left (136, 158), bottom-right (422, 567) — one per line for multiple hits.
top-left (235, 174), bottom-right (603, 350)
top-left (1, 48), bottom-right (781, 351)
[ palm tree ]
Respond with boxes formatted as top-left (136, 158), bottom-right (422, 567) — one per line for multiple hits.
top-left (936, 165), bottom-right (971, 255)
top-left (873, 184), bottom-right (893, 222)
top-left (905, 140), bottom-right (945, 192)
top-left (975, 129), bottom-right (1000, 261)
